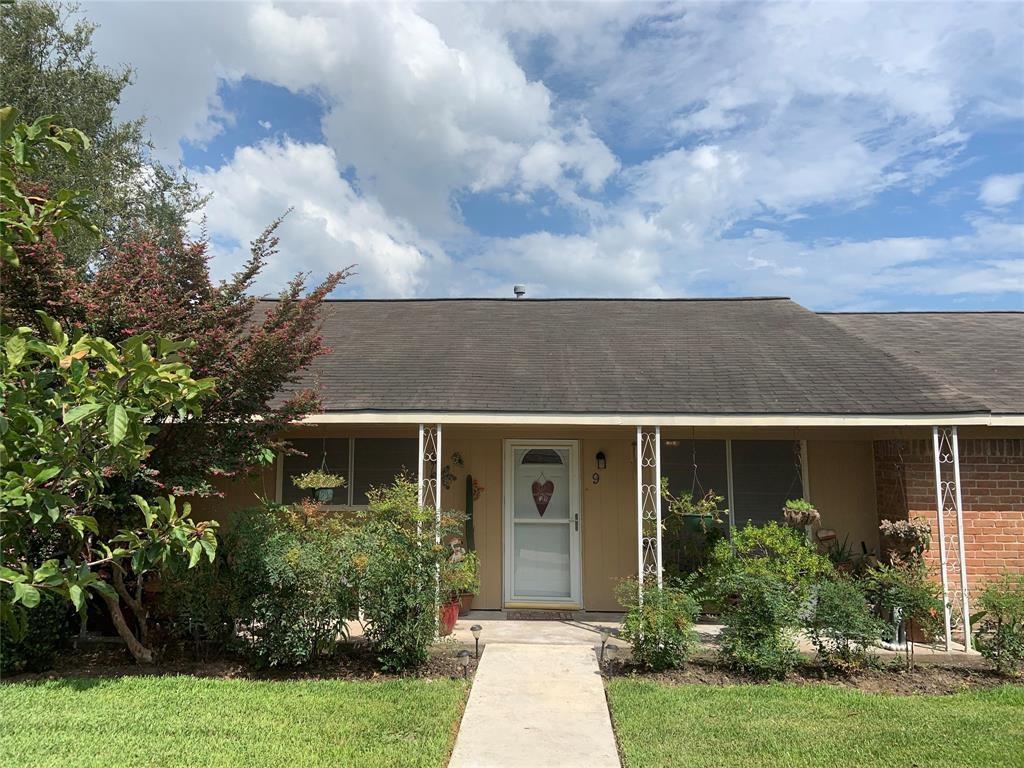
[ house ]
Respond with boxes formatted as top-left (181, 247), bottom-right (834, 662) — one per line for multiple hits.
top-left (190, 297), bottom-right (1023, 650)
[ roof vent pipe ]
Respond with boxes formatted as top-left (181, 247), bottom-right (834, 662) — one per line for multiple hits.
top-left (513, 284), bottom-right (526, 299)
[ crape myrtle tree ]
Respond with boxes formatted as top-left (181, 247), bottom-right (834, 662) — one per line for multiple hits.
top-left (1, 109), bottom-right (218, 663)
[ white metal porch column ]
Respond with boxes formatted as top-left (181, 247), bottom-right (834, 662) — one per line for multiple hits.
top-left (636, 426), bottom-right (663, 603)
top-left (931, 426), bottom-right (972, 651)
top-left (418, 424), bottom-right (443, 629)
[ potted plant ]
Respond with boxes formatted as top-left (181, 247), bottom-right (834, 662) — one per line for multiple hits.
top-left (783, 498), bottom-right (820, 528)
top-left (440, 544), bottom-right (479, 633)
top-left (879, 517), bottom-right (932, 566)
top-left (293, 469), bottom-right (346, 504)
top-left (660, 478), bottom-right (726, 533)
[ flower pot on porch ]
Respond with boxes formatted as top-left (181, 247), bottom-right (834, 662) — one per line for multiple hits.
top-left (315, 487), bottom-right (335, 504)
top-left (439, 599), bottom-right (460, 636)
top-left (681, 514), bottom-right (718, 534)
top-left (458, 592), bottom-right (474, 616)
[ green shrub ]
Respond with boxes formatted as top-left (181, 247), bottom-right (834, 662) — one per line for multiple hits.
top-left (863, 562), bottom-right (942, 669)
top-left (973, 573), bottom-right (1024, 677)
top-left (717, 573), bottom-right (801, 679)
top-left (706, 522), bottom-right (834, 606)
top-left (157, 558), bottom-right (234, 654)
top-left (348, 477), bottom-right (465, 672)
top-left (804, 578), bottom-right (884, 673)
top-left (0, 592), bottom-right (73, 674)
top-left (616, 579), bottom-right (699, 671)
top-left (223, 504), bottom-right (356, 668)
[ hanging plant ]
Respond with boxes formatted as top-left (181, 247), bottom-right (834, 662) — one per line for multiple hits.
top-left (783, 498), bottom-right (820, 528)
top-left (293, 469), bottom-right (346, 504)
top-left (660, 478), bottom-right (726, 533)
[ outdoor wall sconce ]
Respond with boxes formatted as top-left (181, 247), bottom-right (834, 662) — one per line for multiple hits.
top-left (595, 451), bottom-right (607, 470)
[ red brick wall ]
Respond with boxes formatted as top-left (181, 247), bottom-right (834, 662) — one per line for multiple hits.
top-left (873, 438), bottom-right (1024, 582)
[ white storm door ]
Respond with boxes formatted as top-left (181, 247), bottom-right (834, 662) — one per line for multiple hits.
top-left (503, 441), bottom-right (581, 605)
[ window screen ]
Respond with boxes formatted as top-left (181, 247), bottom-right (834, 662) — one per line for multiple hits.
top-left (281, 438), bottom-right (350, 505)
top-left (731, 440), bottom-right (802, 527)
top-left (660, 440), bottom-right (729, 509)
top-left (352, 438), bottom-right (418, 505)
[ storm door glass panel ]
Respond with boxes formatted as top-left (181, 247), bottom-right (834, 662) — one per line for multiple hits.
top-left (282, 438), bottom-right (350, 505)
top-left (512, 447), bottom-right (570, 599)
top-left (352, 438), bottom-right (418, 505)
top-left (731, 440), bottom-right (803, 527)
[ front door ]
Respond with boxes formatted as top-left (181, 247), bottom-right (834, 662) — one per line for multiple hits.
top-left (503, 440), bottom-right (581, 606)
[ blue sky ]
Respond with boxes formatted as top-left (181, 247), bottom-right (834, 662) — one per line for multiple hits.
top-left (88, 1), bottom-right (1023, 310)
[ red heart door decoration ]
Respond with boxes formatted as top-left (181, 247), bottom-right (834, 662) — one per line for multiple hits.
top-left (531, 479), bottom-right (554, 516)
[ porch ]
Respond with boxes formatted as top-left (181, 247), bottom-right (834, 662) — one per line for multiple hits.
top-left (227, 418), bottom-right (1010, 653)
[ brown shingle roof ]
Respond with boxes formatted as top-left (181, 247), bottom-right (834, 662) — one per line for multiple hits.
top-left (267, 297), bottom-right (1004, 416)
top-left (823, 312), bottom-right (1024, 415)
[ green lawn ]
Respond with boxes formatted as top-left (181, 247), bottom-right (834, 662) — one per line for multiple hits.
top-left (0, 676), bottom-right (468, 768)
top-left (607, 680), bottom-right (1024, 768)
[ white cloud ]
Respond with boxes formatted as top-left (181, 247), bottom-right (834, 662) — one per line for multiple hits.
top-left (194, 140), bottom-right (445, 298)
top-left (83, 1), bottom-right (1023, 309)
top-left (980, 173), bottom-right (1024, 208)
top-left (258, 120), bottom-right (272, 131)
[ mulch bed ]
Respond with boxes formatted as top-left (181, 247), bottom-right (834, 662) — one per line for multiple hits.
top-left (605, 655), bottom-right (1017, 695)
top-left (3, 639), bottom-right (480, 684)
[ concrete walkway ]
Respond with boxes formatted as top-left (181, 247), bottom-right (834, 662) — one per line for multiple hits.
top-left (448, 643), bottom-right (620, 768)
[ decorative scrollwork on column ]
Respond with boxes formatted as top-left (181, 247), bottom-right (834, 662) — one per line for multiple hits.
top-left (418, 424), bottom-right (441, 515)
top-left (932, 426), bottom-right (972, 651)
top-left (636, 426), bottom-right (663, 596)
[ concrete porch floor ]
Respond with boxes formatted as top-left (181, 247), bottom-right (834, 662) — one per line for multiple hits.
top-left (448, 610), bottom-right (979, 658)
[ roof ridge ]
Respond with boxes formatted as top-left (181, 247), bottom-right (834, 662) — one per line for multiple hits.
top-left (820, 310), bottom-right (1024, 315)
top-left (256, 296), bottom-right (792, 303)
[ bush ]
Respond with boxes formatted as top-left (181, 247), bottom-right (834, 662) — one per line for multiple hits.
top-left (804, 578), bottom-right (884, 673)
top-left (616, 579), bottom-right (698, 671)
top-left (973, 573), bottom-right (1024, 678)
top-left (863, 562), bottom-right (942, 669)
top-left (0, 592), bottom-right (73, 675)
top-left (157, 558), bottom-right (235, 655)
top-left (706, 522), bottom-right (834, 605)
top-left (348, 477), bottom-right (465, 672)
top-left (717, 573), bottom-right (800, 679)
top-left (222, 504), bottom-right (356, 668)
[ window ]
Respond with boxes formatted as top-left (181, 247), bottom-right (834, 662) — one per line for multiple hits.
top-left (660, 440), bottom-right (729, 508)
top-left (352, 438), bottom-right (418, 505)
top-left (520, 448), bottom-right (564, 465)
top-left (280, 437), bottom-right (417, 507)
top-left (731, 440), bottom-right (803, 526)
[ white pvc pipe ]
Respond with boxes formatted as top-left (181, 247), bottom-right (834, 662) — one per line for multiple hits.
top-left (951, 427), bottom-right (972, 651)
top-left (932, 426), bottom-right (953, 652)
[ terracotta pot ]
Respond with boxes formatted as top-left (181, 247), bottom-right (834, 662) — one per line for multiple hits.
top-left (439, 599), bottom-right (460, 636)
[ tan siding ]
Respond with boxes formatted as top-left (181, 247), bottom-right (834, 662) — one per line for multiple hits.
top-left (806, 440), bottom-right (879, 555)
top-left (185, 465), bottom-right (276, 526)
top-left (581, 438), bottom-right (639, 611)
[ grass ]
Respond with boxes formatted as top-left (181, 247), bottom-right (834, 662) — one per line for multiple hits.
top-left (0, 675), bottom-right (468, 768)
top-left (607, 680), bottom-right (1024, 767)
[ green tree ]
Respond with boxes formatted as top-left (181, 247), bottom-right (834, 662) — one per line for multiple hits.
top-left (0, 0), bottom-right (205, 263)
top-left (1, 110), bottom-right (218, 663)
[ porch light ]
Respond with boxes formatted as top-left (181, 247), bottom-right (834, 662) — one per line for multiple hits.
top-left (457, 649), bottom-right (471, 678)
top-left (596, 451), bottom-right (607, 470)
top-left (470, 624), bottom-right (483, 658)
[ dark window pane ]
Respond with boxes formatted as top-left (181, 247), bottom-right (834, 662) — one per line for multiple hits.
top-left (521, 448), bottom-right (564, 465)
top-left (353, 438), bottom-right (418, 505)
top-left (282, 438), bottom-right (350, 505)
top-left (660, 440), bottom-right (729, 506)
top-left (731, 440), bottom-right (803, 526)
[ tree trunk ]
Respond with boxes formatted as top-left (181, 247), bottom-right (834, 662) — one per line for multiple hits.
top-left (100, 590), bottom-right (154, 664)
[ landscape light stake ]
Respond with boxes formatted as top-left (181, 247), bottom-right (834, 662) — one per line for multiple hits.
top-left (599, 628), bottom-right (610, 664)
top-left (604, 644), bottom-right (618, 677)
top-left (470, 624), bottom-right (483, 658)
top-left (457, 649), bottom-right (471, 679)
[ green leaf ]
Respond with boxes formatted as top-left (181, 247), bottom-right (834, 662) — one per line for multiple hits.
top-left (33, 466), bottom-right (61, 484)
top-left (13, 582), bottom-right (40, 608)
top-left (106, 403), bottom-right (128, 446)
top-left (69, 584), bottom-right (85, 612)
top-left (63, 402), bottom-right (104, 425)
top-left (188, 541), bottom-right (203, 569)
top-left (4, 333), bottom-right (26, 365)
top-left (35, 311), bottom-right (67, 346)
